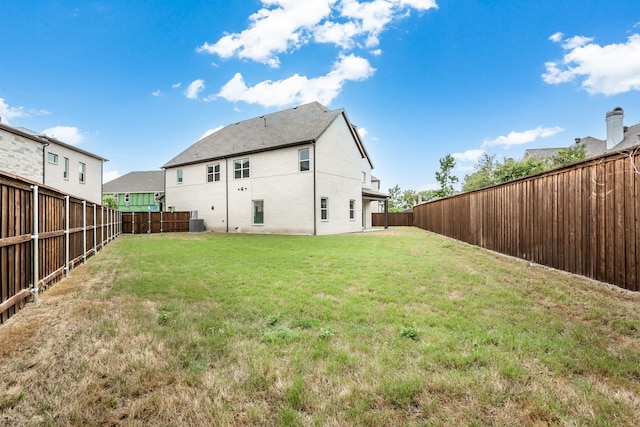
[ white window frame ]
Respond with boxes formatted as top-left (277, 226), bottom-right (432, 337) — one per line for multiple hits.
top-left (177, 169), bottom-right (183, 184)
top-left (124, 193), bottom-right (130, 203)
top-left (47, 152), bottom-right (58, 164)
top-left (299, 148), bottom-right (310, 172)
top-left (361, 171), bottom-right (366, 183)
top-left (320, 197), bottom-right (329, 221)
top-left (349, 199), bottom-right (355, 220)
top-left (207, 163), bottom-right (221, 182)
top-left (253, 200), bottom-right (264, 225)
top-left (234, 158), bottom-right (250, 179)
top-left (63, 157), bottom-right (69, 180)
top-left (79, 162), bottom-right (86, 183)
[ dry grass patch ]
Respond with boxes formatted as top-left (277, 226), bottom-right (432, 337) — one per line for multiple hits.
top-left (1, 228), bottom-right (640, 426)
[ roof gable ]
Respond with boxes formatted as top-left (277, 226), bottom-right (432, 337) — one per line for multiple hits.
top-left (163, 102), bottom-right (344, 168)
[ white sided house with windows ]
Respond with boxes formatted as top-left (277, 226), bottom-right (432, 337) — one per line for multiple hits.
top-left (0, 122), bottom-right (106, 204)
top-left (162, 102), bottom-right (388, 235)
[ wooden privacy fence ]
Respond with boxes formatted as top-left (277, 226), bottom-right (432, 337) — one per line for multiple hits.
top-left (1, 171), bottom-right (121, 324)
top-left (121, 211), bottom-right (191, 234)
top-left (373, 212), bottom-right (413, 227)
top-left (414, 150), bottom-right (640, 292)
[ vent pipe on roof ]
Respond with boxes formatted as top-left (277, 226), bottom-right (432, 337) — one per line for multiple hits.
top-left (574, 138), bottom-right (581, 144)
top-left (606, 107), bottom-right (624, 149)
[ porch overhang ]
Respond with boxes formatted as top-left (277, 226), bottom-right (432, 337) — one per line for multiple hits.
top-left (362, 188), bottom-right (389, 229)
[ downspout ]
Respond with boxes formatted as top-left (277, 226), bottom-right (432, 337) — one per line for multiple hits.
top-left (225, 158), bottom-right (229, 233)
top-left (41, 142), bottom-right (50, 185)
top-left (313, 141), bottom-right (317, 236)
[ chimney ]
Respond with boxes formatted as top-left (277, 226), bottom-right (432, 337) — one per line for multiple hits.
top-left (605, 107), bottom-right (624, 149)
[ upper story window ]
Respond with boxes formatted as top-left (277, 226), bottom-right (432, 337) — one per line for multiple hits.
top-left (177, 169), bottom-right (183, 184)
top-left (299, 148), bottom-right (310, 172)
top-left (349, 199), bottom-right (355, 220)
top-left (207, 163), bottom-right (220, 182)
top-left (124, 193), bottom-right (130, 203)
top-left (63, 157), bottom-right (69, 180)
top-left (361, 172), bottom-right (366, 183)
top-left (234, 158), bottom-right (250, 179)
top-left (47, 152), bottom-right (58, 164)
top-left (79, 162), bottom-right (86, 183)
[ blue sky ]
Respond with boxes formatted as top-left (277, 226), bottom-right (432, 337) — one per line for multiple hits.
top-left (2, 0), bottom-right (639, 192)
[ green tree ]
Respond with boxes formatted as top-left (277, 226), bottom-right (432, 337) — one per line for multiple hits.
top-left (550, 143), bottom-right (587, 167)
top-left (462, 153), bottom-right (497, 192)
top-left (433, 154), bottom-right (458, 198)
top-left (387, 184), bottom-right (403, 212)
top-left (102, 195), bottom-right (118, 210)
top-left (494, 156), bottom-right (547, 183)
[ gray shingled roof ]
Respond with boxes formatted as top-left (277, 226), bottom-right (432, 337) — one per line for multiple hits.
top-left (607, 123), bottom-right (640, 152)
top-left (163, 102), bottom-right (345, 168)
top-left (102, 171), bottom-right (164, 193)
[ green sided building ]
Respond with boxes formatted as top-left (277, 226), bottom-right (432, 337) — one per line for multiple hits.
top-left (102, 170), bottom-right (164, 212)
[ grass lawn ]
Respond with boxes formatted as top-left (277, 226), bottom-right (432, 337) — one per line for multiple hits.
top-left (1, 227), bottom-right (639, 426)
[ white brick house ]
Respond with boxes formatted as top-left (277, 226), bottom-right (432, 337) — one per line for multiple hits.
top-left (162, 102), bottom-right (388, 235)
top-left (0, 122), bottom-right (106, 204)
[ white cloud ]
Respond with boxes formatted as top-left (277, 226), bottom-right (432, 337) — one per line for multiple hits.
top-left (198, 126), bottom-right (224, 140)
top-left (41, 126), bottom-right (85, 145)
top-left (542, 31), bottom-right (640, 95)
top-left (103, 170), bottom-right (120, 183)
top-left (172, 82), bottom-right (182, 88)
top-left (482, 126), bottom-right (564, 148)
top-left (198, 0), bottom-right (333, 68)
top-left (549, 32), bottom-right (563, 42)
top-left (185, 79), bottom-right (206, 100)
top-left (561, 35), bottom-right (593, 50)
top-left (152, 90), bottom-right (162, 97)
top-left (0, 98), bottom-right (28, 124)
top-left (215, 53), bottom-right (375, 107)
top-left (356, 126), bottom-right (368, 138)
top-left (197, 0), bottom-right (438, 66)
top-left (453, 149), bottom-right (485, 163)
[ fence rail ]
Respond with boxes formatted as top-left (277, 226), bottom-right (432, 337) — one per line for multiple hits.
top-left (121, 211), bottom-right (191, 234)
top-left (372, 212), bottom-right (413, 227)
top-left (414, 150), bottom-right (640, 292)
top-left (1, 171), bottom-right (121, 324)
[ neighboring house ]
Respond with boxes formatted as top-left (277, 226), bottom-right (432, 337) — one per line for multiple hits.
top-left (162, 101), bottom-right (388, 235)
top-left (102, 170), bottom-right (164, 212)
top-left (0, 121), bottom-right (106, 204)
top-left (524, 107), bottom-right (640, 162)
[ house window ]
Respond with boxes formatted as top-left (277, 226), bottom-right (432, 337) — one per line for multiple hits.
top-left (47, 152), bottom-right (58, 164)
top-left (349, 199), bottom-right (355, 220)
top-left (177, 169), bottom-right (183, 184)
top-left (207, 163), bottom-right (220, 182)
top-left (321, 197), bottom-right (328, 220)
top-left (299, 148), bottom-right (309, 172)
top-left (234, 158), bottom-right (250, 179)
top-left (253, 200), bottom-right (264, 225)
top-left (124, 193), bottom-right (130, 203)
top-left (79, 162), bottom-right (86, 183)
top-left (361, 172), bottom-right (366, 183)
top-left (63, 157), bottom-right (69, 179)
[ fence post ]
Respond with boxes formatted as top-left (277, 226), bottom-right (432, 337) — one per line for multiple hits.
top-left (148, 211), bottom-right (151, 234)
top-left (132, 212), bottom-right (135, 234)
top-left (31, 185), bottom-right (40, 303)
top-left (82, 200), bottom-right (87, 264)
top-left (101, 206), bottom-right (104, 248)
top-left (65, 196), bottom-right (70, 277)
top-left (93, 204), bottom-right (97, 256)
top-left (160, 211), bottom-right (163, 233)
